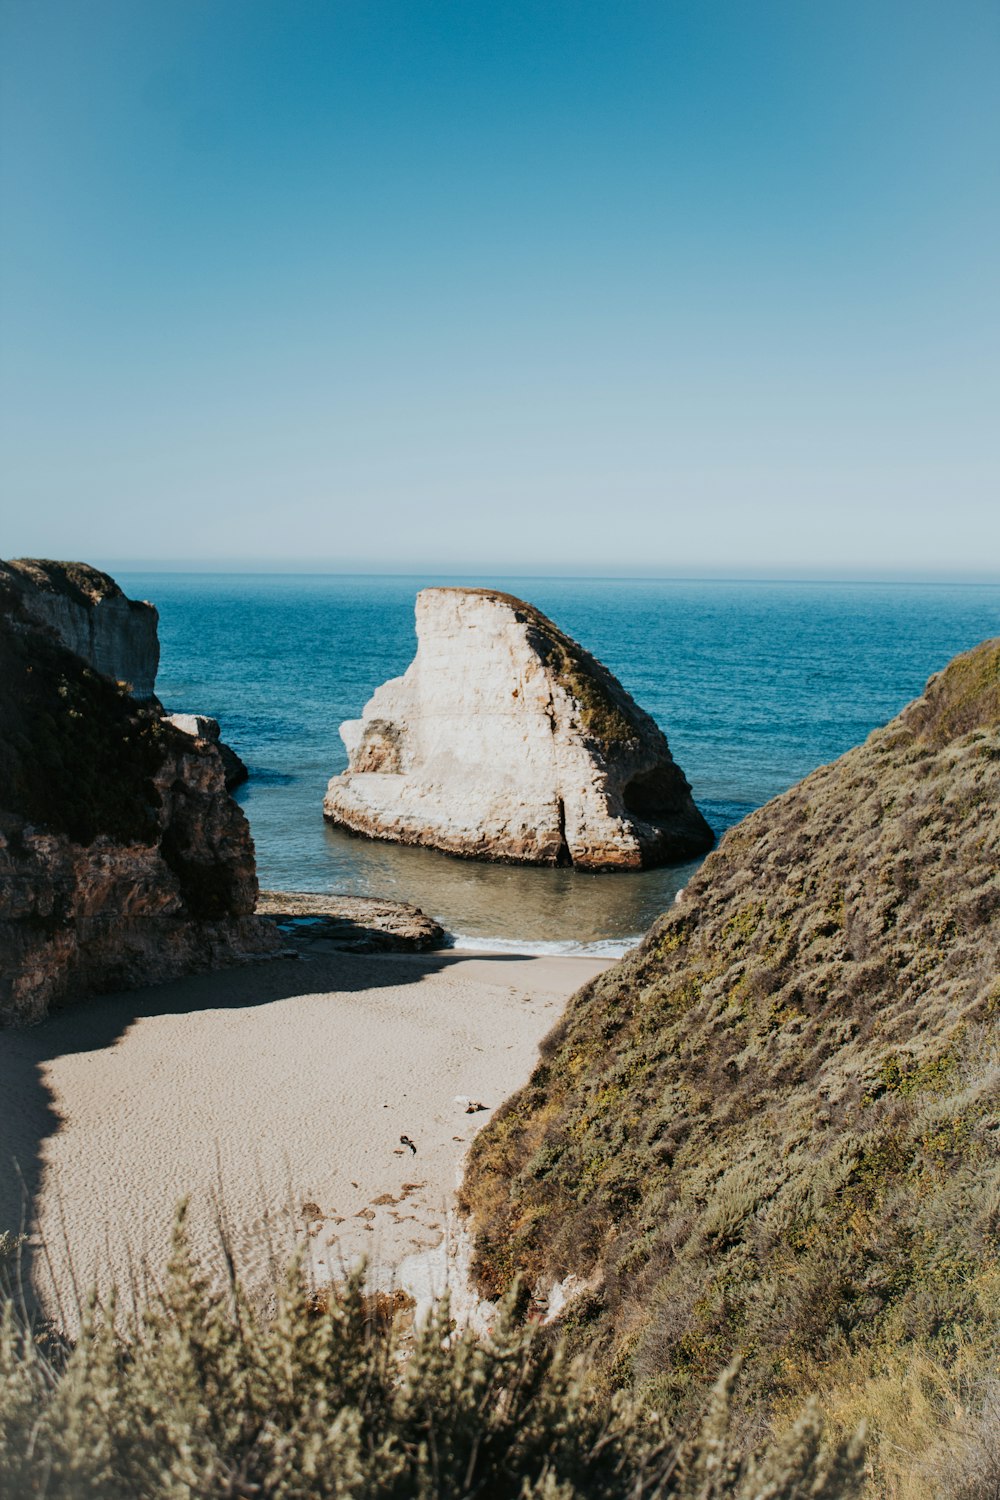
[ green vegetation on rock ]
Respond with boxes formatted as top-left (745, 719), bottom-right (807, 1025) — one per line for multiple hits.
top-left (460, 638), bottom-right (1000, 1496)
top-left (6, 558), bottom-right (131, 609)
top-left (459, 589), bottom-right (648, 750)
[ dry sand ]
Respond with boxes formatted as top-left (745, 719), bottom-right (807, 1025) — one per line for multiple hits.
top-left (0, 947), bottom-right (609, 1325)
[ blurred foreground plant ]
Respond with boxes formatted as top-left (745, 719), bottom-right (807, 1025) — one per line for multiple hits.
top-left (0, 1204), bottom-right (863, 1499)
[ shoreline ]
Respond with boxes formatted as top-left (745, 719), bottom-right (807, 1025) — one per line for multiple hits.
top-left (0, 947), bottom-right (610, 1327)
top-left (447, 934), bottom-right (641, 959)
top-left (258, 887), bottom-right (642, 961)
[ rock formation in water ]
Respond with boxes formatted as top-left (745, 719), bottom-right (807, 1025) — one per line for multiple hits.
top-left (0, 561), bottom-right (277, 1025)
top-left (323, 588), bottom-right (714, 870)
top-left (460, 637), bottom-right (1000, 1476)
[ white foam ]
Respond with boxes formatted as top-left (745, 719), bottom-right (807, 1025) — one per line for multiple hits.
top-left (446, 932), bottom-right (640, 960)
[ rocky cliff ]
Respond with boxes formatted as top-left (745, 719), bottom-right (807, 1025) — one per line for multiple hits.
top-left (324, 588), bottom-right (713, 870)
top-left (0, 564), bottom-right (277, 1025)
top-left (2, 561), bottom-right (250, 788)
top-left (460, 638), bottom-right (1000, 1484)
top-left (165, 713), bottom-right (250, 790)
top-left (4, 558), bottom-right (160, 699)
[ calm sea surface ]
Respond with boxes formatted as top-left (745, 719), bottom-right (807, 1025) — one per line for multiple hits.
top-left (119, 575), bottom-right (1000, 954)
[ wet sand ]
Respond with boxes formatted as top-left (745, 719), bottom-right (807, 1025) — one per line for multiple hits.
top-left (0, 948), bottom-right (609, 1325)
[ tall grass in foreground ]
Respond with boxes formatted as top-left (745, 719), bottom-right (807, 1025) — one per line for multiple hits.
top-left (0, 1208), bottom-right (863, 1499)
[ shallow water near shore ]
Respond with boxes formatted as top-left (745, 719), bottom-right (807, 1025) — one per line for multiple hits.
top-left (120, 573), bottom-right (1000, 952)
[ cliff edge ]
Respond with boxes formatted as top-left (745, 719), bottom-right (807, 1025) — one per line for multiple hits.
top-left (4, 557), bottom-right (160, 700)
top-left (0, 562), bottom-right (277, 1024)
top-left (323, 587), bottom-right (713, 870)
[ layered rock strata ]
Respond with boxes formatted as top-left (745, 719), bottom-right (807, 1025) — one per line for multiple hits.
top-left (323, 588), bottom-right (713, 870)
top-left (0, 563), bottom-right (277, 1025)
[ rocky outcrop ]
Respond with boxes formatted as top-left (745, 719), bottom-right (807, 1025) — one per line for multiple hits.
top-left (460, 638), bottom-right (1000, 1457)
top-left (323, 588), bottom-right (713, 871)
top-left (3, 558), bottom-right (160, 699)
top-left (0, 564), bottom-right (278, 1025)
top-left (257, 890), bottom-right (446, 953)
top-left (3, 558), bottom-right (250, 789)
top-left (166, 713), bottom-right (250, 790)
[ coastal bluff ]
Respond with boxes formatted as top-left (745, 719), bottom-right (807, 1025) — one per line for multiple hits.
top-left (4, 557), bottom-right (160, 699)
top-left (323, 587), bottom-right (713, 870)
top-left (0, 560), bottom-right (277, 1024)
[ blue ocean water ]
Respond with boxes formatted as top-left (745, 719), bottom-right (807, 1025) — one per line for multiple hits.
top-left (119, 575), bottom-right (1000, 953)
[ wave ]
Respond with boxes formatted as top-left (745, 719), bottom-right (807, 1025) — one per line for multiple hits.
top-left (445, 932), bottom-right (641, 960)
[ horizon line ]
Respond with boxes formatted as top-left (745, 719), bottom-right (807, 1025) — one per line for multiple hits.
top-left (92, 563), bottom-right (1000, 588)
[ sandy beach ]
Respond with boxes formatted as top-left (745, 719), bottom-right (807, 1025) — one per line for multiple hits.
top-left (0, 947), bottom-right (609, 1325)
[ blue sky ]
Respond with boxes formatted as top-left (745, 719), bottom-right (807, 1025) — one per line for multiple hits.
top-left (1, 0), bottom-right (997, 576)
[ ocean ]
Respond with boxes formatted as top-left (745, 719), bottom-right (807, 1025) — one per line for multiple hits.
top-left (119, 574), bottom-right (1000, 955)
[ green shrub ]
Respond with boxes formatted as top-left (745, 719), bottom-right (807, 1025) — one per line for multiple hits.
top-left (0, 1207), bottom-right (862, 1499)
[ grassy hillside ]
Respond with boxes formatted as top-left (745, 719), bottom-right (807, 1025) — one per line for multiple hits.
top-left (461, 638), bottom-right (1000, 1494)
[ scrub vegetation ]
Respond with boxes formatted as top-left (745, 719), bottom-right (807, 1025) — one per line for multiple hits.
top-left (0, 1209), bottom-right (863, 1499)
top-left (461, 638), bottom-right (1000, 1497)
top-left (4, 558), bottom-right (135, 610)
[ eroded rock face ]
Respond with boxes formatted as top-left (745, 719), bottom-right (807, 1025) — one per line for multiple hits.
top-left (3, 558), bottom-right (250, 790)
top-left (323, 588), bottom-right (713, 870)
top-left (0, 565), bottom-right (277, 1025)
top-left (166, 713), bottom-right (250, 790)
top-left (3, 558), bottom-right (160, 699)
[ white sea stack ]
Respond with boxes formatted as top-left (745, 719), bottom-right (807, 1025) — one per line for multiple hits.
top-left (323, 588), bottom-right (714, 871)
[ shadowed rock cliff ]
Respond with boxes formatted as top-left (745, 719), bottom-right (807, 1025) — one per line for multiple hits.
top-left (4, 558), bottom-right (160, 699)
top-left (165, 712), bottom-right (250, 790)
top-left (3, 560), bottom-right (249, 788)
top-left (460, 638), bottom-right (1000, 1481)
top-left (0, 563), bottom-right (277, 1024)
top-left (324, 587), bottom-right (713, 870)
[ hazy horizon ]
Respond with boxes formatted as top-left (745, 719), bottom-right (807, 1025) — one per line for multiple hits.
top-left (2, 1), bottom-right (997, 576)
top-left (96, 561), bottom-right (1000, 584)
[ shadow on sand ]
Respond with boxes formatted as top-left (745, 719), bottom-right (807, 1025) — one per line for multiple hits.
top-left (0, 945), bottom-right (537, 1318)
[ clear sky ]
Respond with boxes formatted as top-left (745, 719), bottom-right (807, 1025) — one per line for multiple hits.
top-left (1, 0), bottom-right (997, 576)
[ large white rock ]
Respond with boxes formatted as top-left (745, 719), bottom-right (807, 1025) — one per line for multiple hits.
top-left (323, 588), bottom-right (713, 871)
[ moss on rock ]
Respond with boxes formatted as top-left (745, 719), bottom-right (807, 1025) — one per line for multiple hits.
top-left (458, 588), bottom-right (642, 749)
